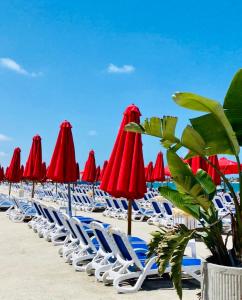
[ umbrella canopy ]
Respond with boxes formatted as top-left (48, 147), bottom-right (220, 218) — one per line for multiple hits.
top-left (218, 157), bottom-right (239, 174)
top-left (41, 162), bottom-right (47, 182)
top-left (164, 166), bottom-right (171, 177)
top-left (47, 121), bottom-right (78, 216)
top-left (20, 165), bottom-right (24, 180)
top-left (47, 121), bottom-right (78, 183)
top-left (6, 147), bottom-right (21, 182)
top-left (100, 104), bottom-right (146, 235)
top-left (152, 152), bottom-right (165, 182)
top-left (191, 156), bottom-right (208, 174)
top-left (95, 166), bottom-right (101, 182)
top-left (100, 160), bottom-right (108, 181)
top-left (208, 155), bottom-right (221, 185)
top-left (23, 135), bottom-right (42, 181)
top-left (0, 166), bottom-right (4, 182)
top-left (76, 163), bottom-right (80, 181)
top-left (82, 150), bottom-right (96, 183)
top-left (145, 161), bottom-right (154, 182)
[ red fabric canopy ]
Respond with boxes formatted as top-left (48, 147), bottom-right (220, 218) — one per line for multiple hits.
top-left (82, 150), bottom-right (97, 183)
top-left (47, 121), bottom-right (78, 183)
top-left (41, 162), bottom-right (47, 182)
top-left (96, 166), bottom-right (101, 182)
top-left (100, 104), bottom-right (147, 200)
top-left (145, 161), bottom-right (154, 182)
top-left (76, 163), bottom-right (80, 181)
top-left (152, 152), bottom-right (165, 181)
top-left (218, 157), bottom-right (239, 174)
top-left (100, 160), bottom-right (108, 181)
top-left (23, 135), bottom-right (42, 181)
top-left (164, 166), bottom-right (171, 177)
top-left (0, 166), bottom-right (4, 182)
top-left (191, 156), bottom-right (208, 174)
top-left (6, 147), bottom-right (21, 183)
top-left (208, 155), bottom-right (221, 185)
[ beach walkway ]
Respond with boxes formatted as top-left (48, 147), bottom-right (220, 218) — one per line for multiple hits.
top-left (0, 209), bottom-right (200, 300)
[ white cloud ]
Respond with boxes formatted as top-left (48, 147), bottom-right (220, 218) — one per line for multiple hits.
top-left (88, 130), bottom-right (97, 136)
top-left (0, 57), bottom-right (42, 77)
top-left (0, 151), bottom-right (7, 157)
top-left (0, 134), bottom-right (12, 142)
top-left (107, 63), bottom-right (135, 74)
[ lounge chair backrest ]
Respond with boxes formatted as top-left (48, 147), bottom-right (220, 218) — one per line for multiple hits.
top-left (213, 196), bottom-right (225, 209)
top-left (163, 202), bottom-right (173, 216)
top-left (62, 214), bottom-right (78, 239)
top-left (151, 200), bottom-right (162, 214)
top-left (91, 222), bottom-right (115, 254)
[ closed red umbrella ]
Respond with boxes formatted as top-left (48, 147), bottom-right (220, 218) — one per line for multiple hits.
top-left (145, 161), bottom-right (154, 182)
top-left (76, 163), bottom-right (80, 181)
top-left (96, 166), bottom-right (101, 182)
top-left (40, 162), bottom-right (47, 182)
top-left (47, 121), bottom-right (78, 216)
top-left (100, 104), bottom-right (146, 235)
top-left (152, 152), bottom-right (165, 182)
top-left (82, 150), bottom-right (96, 183)
top-left (0, 166), bottom-right (4, 182)
top-left (218, 157), bottom-right (239, 175)
top-left (100, 160), bottom-right (108, 181)
top-left (20, 165), bottom-right (24, 180)
top-left (6, 147), bottom-right (21, 195)
top-left (191, 156), bottom-right (208, 174)
top-left (207, 155), bottom-right (221, 186)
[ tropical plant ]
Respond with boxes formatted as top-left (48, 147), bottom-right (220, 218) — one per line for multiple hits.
top-left (125, 69), bottom-right (242, 299)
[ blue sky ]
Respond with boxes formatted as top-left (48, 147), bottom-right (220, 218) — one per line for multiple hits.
top-left (0, 0), bottom-right (242, 169)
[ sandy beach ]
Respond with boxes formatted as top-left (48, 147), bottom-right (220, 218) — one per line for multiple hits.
top-left (0, 188), bottom-right (204, 300)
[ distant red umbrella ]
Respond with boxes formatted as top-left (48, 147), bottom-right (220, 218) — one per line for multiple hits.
top-left (207, 155), bottom-right (221, 185)
top-left (82, 150), bottom-right (96, 183)
top-left (6, 147), bottom-right (21, 195)
top-left (76, 163), bottom-right (80, 181)
top-left (145, 161), bottom-right (154, 182)
top-left (218, 157), bottom-right (239, 175)
top-left (191, 156), bottom-right (208, 174)
top-left (47, 121), bottom-right (78, 216)
top-left (0, 166), bottom-right (4, 182)
top-left (100, 104), bottom-right (146, 235)
top-left (164, 166), bottom-right (171, 177)
top-left (100, 160), bottom-right (108, 181)
top-left (20, 165), bottom-right (24, 180)
top-left (96, 166), bottom-right (101, 182)
top-left (152, 152), bottom-right (165, 182)
top-left (40, 162), bottom-right (47, 182)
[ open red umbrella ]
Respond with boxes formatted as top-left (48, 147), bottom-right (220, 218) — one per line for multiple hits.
top-left (6, 147), bottom-right (21, 195)
top-left (96, 166), bottom-right (101, 182)
top-left (24, 135), bottom-right (42, 197)
top-left (191, 156), bottom-right (208, 174)
top-left (218, 157), bottom-right (239, 175)
top-left (145, 161), bottom-right (154, 183)
top-left (207, 155), bottom-right (221, 186)
top-left (100, 104), bottom-right (146, 235)
top-left (152, 152), bottom-right (165, 182)
top-left (100, 160), bottom-right (108, 181)
top-left (47, 121), bottom-right (78, 216)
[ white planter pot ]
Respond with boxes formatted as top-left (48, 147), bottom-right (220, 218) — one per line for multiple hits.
top-left (202, 261), bottom-right (242, 300)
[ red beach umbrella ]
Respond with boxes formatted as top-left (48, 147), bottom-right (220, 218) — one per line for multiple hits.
top-left (47, 120), bottom-right (78, 216)
top-left (41, 162), bottom-right (47, 182)
top-left (164, 166), bottom-right (171, 177)
top-left (191, 156), bottom-right (208, 174)
top-left (20, 165), bottom-right (24, 180)
top-left (0, 166), bottom-right (4, 182)
top-left (100, 104), bottom-right (146, 235)
top-left (152, 152), bottom-right (165, 182)
top-left (6, 147), bottom-right (21, 195)
top-left (96, 166), bottom-right (101, 182)
top-left (218, 157), bottom-right (239, 175)
top-left (82, 150), bottom-right (96, 183)
top-left (100, 160), bottom-right (108, 181)
top-left (207, 155), bottom-right (221, 186)
top-left (145, 161), bottom-right (154, 182)
top-left (76, 163), bottom-right (80, 181)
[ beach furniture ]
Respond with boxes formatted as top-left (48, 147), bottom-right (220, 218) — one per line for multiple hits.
top-left (102, 228), bottom-right (201, 293)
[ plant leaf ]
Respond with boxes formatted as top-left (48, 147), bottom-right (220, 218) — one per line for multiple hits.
top-left (125, 122), bottom-right (145, 134)
top-left (173, 92), bottom-right (239, 155)
top-left (181, 125), bottom-right (206, 155)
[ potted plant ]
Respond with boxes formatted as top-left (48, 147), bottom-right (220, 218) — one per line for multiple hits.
top-left (126, 69), bottom-right (242, 299)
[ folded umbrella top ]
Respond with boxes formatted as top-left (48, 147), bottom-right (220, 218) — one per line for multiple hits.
top-left (95, 165), bottom-right (101, 182)
top-left (191, 156), bottom-right (208, 174)
top-left (152, 152), bottom-right (165, 182)
top-left (6, 147), bottom-right (21, 183)
top-left (100, 104), bottom-right (147, 200)
top-left (145, 161), bottom-right (154, 182)
top-left (24, 135), bottom-right (42, 181)
top-left (82, 150), bottom-right (96, 183)
top-left (208, 155), bottom-right (221, 185)
top-left (47, 121), bottom-right (78, 183)
top-left (100, 160), bottom-right (108, 181)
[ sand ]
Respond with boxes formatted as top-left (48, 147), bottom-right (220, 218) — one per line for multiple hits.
top-left (0, 188), bottom-right (202, 300)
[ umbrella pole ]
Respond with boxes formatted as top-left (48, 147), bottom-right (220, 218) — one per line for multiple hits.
top-left (9, 182), bottom-right (12, 196)
top-left (31, 181), bottom-right (35, 198)
top-left (127, 200), bottom-right (132, 235)
top-left (92, 183), bottom-right (95, 201)
top-left (67, 183), bottom-right (72, 217)
top-left (55, 182), bottom-right (57, 195)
